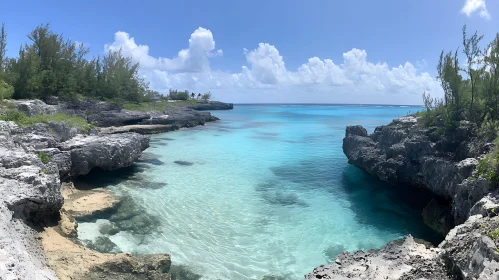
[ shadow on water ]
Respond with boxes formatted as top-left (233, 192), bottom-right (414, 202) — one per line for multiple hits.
top-left (340, 165), bottom-right (443, 245)
top-left (270, 159), bottom-right (443, 246)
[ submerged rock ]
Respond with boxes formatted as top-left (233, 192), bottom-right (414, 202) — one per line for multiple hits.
top-left (174, 160), bottom-right (194, 166)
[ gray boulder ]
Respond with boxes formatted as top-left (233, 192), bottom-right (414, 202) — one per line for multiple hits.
top-left (11, 99), bottom-right (59, 116)
top-left (60, 133), bottom-right (150, 177)
top-left (439, 215), bottom-right (499, 280)
top-left (305, 235), bottom-right (449, 280)
top-left (342, 117), bottom-right (483, 226)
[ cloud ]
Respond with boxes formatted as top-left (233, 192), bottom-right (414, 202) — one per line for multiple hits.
top-left (105, 28), bottom-right (442, 104)
top-left (105, 27), bottom-right (222, 72)
top-left (461, 0), bottom-right (491, 20)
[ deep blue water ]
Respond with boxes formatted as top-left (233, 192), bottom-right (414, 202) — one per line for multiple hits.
top-left (77, 104), bottom-right (440, 280)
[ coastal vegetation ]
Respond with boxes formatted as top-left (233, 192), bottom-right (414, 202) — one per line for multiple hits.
top-left (420, 26), bottom-right (499, 132)
top-left (0, 109), bottom-right (94, 132)
top-left (36, 152), bottom-right (51, 164)
top-left (419, 26), bottom-right (499, 182)
top-left (0, 22), bottom-right (212, 105)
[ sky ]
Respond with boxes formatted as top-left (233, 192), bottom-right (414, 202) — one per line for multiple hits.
top-left (1, 0), bottom-right (498, 104)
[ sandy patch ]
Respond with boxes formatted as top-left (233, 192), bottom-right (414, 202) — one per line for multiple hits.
top-left (41, 227), bottom-right (113, 280)
top-left (62, 182), bottom-right (120, 218)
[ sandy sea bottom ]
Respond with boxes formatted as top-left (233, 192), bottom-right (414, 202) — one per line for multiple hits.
top-left (76, 104), bottom-right (441, 279)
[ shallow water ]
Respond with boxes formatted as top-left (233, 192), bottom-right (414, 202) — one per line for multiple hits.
top-left (76, 104), bottom-right (441, 279)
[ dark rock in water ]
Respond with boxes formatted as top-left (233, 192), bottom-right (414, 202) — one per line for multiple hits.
top-left (139, 182), bottom-right (167, 189)
top-left (170, 265), bottom-right (202, 280)
top-left (158, 137), bottom-right (175, 141)
top-left (138, 152), bottom-right (165, 166)
top-left (188, 101), bottom-right (233, 111)
top-left (261, 275), bottom-right (286, 280)
top-left (261, 190), bottom-right (308, 207)
top-left (84, 254), bottom-right (172, 280)
top-left (174, 160), bottom-right (194, 166)
top-left (83, 236), bottom-right (119, 253)
top-left (99, 223), bottom-right (120, 236)
top-left (105, 195), bottom-right (162, 236)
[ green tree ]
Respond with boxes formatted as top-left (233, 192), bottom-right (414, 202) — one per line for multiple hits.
top-left (0, 23), bottom-right (6, 73)
top-left (462, 25), bottom-right (484, 118)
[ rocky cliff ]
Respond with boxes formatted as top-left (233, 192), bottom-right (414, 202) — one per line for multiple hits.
top-left (306, 116), bottom-right (499, 279)
top-left (12, 99), bottom-right (226, 131)
top-left (0, 118), bottom-right (174, 279)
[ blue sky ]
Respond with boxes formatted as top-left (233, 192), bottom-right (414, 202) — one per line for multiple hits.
top-left (2, 0), bottom-right (498, 104)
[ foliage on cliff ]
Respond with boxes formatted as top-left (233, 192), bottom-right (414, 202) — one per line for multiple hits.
top-left (421, 26), bottom-right (499, 138)
top-left (420, 26), bottom-right (499, 183)
top-left (0, 109), bottom-right (94, 132)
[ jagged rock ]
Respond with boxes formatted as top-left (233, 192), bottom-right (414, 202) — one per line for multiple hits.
top-left (422, 198), bottom-right (454, 235)
top-left (140, 107), bottom-right (219, 127)
top-left (342, 117), bottom-right (483, 225)
top-left (439, 215), bottom-right (499, 280)
top-left (0, 204), bottom-right (59, 280)
top-left (60, 133), bottom-right (150, 177)
top-left (11, 99), bottom-right (59, 116)
top-left (0, 120), bottom-right (62, 279)
top-left (0, 122), bottom-right (63, 223)
top-left (59, 210), bottom-right (78, 237)
top-left (469, 192), bottom-right (499, 217)
top-left (188, 101), bottom-right (233, 110)
top-left (305, 235), bottom-right (449, 280)
top-left (87, 110), bottom-right (151, 127)
top-left (83, 254), bottom-right (172, 280)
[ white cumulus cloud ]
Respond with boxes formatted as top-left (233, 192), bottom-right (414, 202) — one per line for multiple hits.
top-left (104, 28), bottom-right (443, 104)
top-left (461, 0), bottom-right (491, 19)
top-left (105, 27), bottom-right (222, 72)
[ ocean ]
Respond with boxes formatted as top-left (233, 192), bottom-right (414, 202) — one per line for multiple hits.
top-left (76, 104), bottom-right (441, 279)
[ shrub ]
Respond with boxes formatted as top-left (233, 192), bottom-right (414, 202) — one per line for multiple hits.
top-left (0, 80), bottom-right (13, 100)
top-left (0, 110), bottom-right (94, 132)
top-left (168, 90), bottom-right (190, 101)
top-left (201, 92), bottom-right (211, 101)
top-left (477, 138), bottom-right (499, 183)
top-left (37, 152), bottom-right (51, 164)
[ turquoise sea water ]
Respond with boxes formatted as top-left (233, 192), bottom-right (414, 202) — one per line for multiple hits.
top-left (76, 104), bottom-right (441, 279)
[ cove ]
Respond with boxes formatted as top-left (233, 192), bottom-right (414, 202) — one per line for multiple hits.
top-left (75, 104), bottom-right (442, 280)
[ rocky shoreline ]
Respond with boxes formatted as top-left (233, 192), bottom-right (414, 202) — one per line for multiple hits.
top-left (306, 116), bottom-right (499, 280)
top-left (0, 98), bottom-right (232, 279)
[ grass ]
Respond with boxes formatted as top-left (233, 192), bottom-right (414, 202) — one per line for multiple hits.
top-left (477, 137), bottom-right (499, 184)
top-left (37, 152), bottom-right (51, 164)
top-left (123, 100), bottom-right (200, 112)
top-left (488, 228), bottom-right (499, 240)
top-left (0, 110), bottom-right (94, 133)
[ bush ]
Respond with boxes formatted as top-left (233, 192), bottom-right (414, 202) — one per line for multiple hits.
top-left (0, 80), bottom-right (14, 100)
top-left (168, 90), bottom-right (190, 101)
top-left (36, 152), bottom-right (51, 164)
top-left (477, 138), bottom-right (499, 183)
top-left (0, 110), bottom-right (94, 132)
top-left (201, 92), bottom-right (211, 101)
